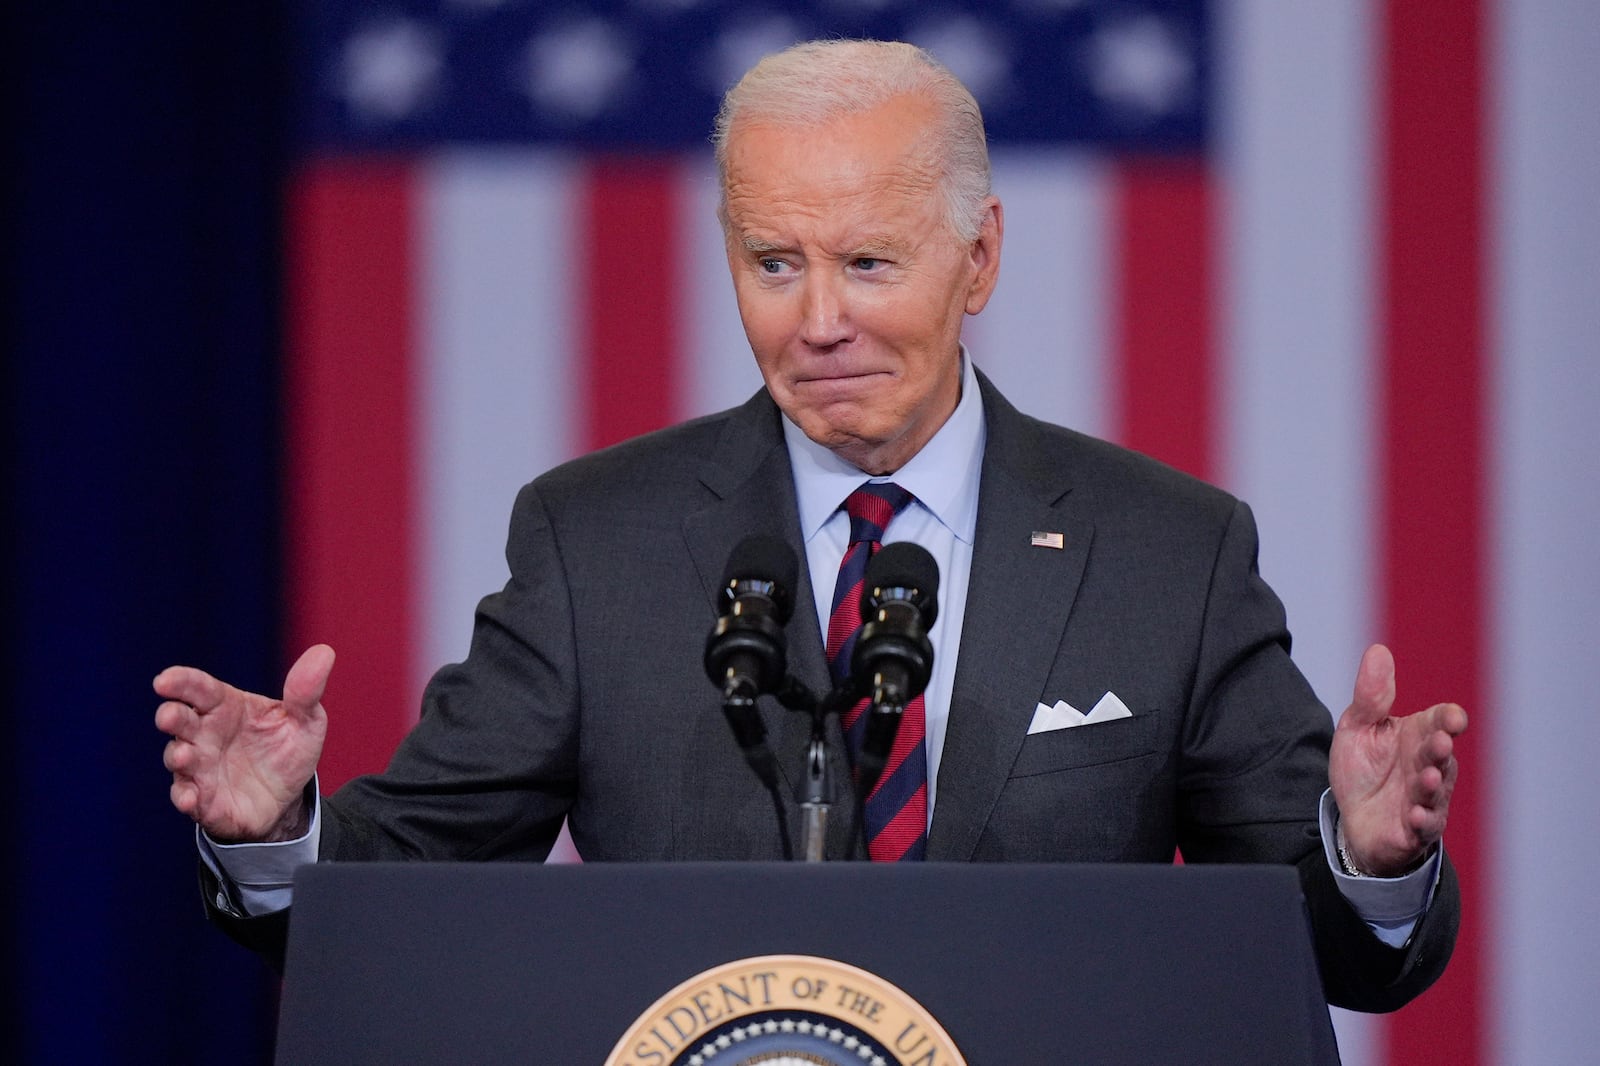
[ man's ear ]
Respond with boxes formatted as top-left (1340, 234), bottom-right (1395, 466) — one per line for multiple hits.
top-left (964, 197), bottom-right (1004, 316)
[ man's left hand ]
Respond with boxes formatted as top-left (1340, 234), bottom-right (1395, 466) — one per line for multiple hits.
top-left (1329, 643), bottom-right (1468, 877)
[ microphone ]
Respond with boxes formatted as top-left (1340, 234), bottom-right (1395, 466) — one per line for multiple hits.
top-left (850, 542), bottom-right (939, 791)
top-left (704, 534), bottom-right (800, 857)
top-left (703, 534), bottom-right (797, 702)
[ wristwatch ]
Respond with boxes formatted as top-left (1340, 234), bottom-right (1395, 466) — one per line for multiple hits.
top-left (1335, 818), bottom-right (1369, 877)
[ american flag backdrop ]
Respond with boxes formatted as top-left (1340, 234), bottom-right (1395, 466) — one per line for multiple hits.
top-left (285, 3), bottom-right (1600, 1065)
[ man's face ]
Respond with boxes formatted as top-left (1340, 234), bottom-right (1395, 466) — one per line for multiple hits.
top-left (721, 93), bottom-right (1002, 474)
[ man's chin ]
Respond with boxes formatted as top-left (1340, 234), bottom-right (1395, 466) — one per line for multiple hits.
top-left (797, 419), bottom-right (913, 475)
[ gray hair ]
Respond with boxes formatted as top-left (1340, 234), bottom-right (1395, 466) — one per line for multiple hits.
top-left (712, 39), bottom-right (992, 242)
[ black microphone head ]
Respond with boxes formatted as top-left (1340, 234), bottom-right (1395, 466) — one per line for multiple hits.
top-left (862, 541), bottom-right (939, 625)
top-left (720, 534), bottom-right (797, 623)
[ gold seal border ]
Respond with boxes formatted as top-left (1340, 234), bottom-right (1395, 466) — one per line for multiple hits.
top-left (604, 954), bottom-right (966, 1066)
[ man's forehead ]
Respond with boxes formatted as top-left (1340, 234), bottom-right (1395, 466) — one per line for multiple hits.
top-left (723, 125), bottom-right (942, 227)
top-left (723, 173), bottom-right (943, 250)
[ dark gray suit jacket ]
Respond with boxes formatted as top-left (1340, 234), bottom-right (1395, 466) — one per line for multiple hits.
top-left (208, 371), bottom-right (1457, 1011)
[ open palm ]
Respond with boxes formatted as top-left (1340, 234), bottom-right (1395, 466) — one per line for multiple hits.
top-left (1329, 644), bottom-right (1467, 876)
top-left (154, 644), bottom-right (333, 843)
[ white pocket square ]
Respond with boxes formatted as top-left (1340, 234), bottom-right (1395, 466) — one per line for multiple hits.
top-left (1027, 691), bottom-right (1134, 734)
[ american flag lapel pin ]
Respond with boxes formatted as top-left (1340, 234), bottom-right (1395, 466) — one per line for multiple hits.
top-left (1030, 531), bottom-right (1065, 550)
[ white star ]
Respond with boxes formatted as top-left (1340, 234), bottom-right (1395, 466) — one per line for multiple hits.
top-left (907, 17), bottom-right (1013, 107)
top-left (730, 1026), bottom-right (748, 1042)
top-left (856, 1046), bottom-right (876, 1061)
top-left (715, 1033), bottom-right (733, 1050)
top-left (337, 19), bottom-right (442, 122)
top-left (779, 1019), bottom-right (797, 1033)
top-left (688, 1056), bottom-right (704, 1066)
top-left (519, 20), bottom-right (634, 122)
top-left (843, 1035), bottom-right (861, 1050)
top-left (828, 1027), bottom-right (845, 1043)
top-left (797, 1020), bottom-right (814, 1035)
top-left (763, 1020), bottom-right (780, 1034)
top-left (1085, 15), bottom-right (1194, 118)
top-left (745, 1024), bottom-right (765, 1038)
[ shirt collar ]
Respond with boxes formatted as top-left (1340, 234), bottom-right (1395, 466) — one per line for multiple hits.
top-left (783, 348), bottom-right (985, 545)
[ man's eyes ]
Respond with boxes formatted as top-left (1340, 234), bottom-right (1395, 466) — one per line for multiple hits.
top-left (753, 256), bottom-right (888, 274)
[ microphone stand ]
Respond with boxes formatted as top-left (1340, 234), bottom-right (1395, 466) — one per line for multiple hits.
top-left (762, 676), bottom-right (892, 863)
top-left (774, 680), bottom-right (833, 862)
top-left (791, 682), bottom-right (878, 862)
top-left (798, 723), bottom-right (830, 862)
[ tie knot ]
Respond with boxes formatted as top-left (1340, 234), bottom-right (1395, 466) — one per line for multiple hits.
top-left (843, 482), bottom-right (913, 545)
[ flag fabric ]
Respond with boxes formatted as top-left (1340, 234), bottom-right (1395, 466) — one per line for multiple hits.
top-left (285, 3), bottom-right (1600, 1065)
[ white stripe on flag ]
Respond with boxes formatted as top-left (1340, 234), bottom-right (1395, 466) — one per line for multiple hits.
top-left (1491, 1), bottom-right (1600, 1061)
top-left (967, 150), bottom-right (1113, 440)
top-left (1217, 5), bottom-right (1378, 710)
top-left (1217, 3), bottom-right (1378, 1055)
top-left (682, 156), bottom-right (767, 418)
top-left (418, 152), bottom-right (583, 697)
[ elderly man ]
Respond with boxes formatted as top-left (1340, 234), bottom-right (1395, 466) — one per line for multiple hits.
top-left (157, 40), bottom-right (1463, 1010)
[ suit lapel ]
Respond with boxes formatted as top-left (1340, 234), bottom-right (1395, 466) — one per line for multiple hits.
top-left (928, 375), bottom-right (1095, 861)
top-left (681, 392), bottom-right (842, 841)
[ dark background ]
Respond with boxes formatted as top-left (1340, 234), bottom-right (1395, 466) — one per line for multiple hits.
top-left (7, 7), bottom-right (286, 1062)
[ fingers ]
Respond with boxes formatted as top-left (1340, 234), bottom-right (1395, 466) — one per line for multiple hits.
top-left (1400, 707), bottom-right (1465, 846)
top-left (282, 644), bottom-right (336, 719)
top-left (164, 737), bottom-right (206, 820)
top-left (1339, 643), bottom-right (1397, 730)
top-left (1406, 774), bottom-right (1454, 837)
top-left (1405, 703), bottom-right (1468, 776)
top-left (153, 698), bottom-right (200, 741)
top-left (169, 778), bottom-right (200, 818)
top-left (152, 665), bottom-right (227, 711)
top-left (1434, 701), bottom-right (1470, 737)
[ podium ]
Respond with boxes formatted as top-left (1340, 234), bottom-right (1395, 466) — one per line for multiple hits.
top-left (276, 863), bottom-right (1340, 1064)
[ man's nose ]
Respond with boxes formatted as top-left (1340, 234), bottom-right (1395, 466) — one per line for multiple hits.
top-left (798, 274), bottom-right (852, 348)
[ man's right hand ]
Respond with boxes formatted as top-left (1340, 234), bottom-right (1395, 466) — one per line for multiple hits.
top-left (154, 644), bottom-right (334, 843)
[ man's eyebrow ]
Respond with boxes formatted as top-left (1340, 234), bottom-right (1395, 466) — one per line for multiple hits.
top-left (739, 235), bottom-right (787, 254)
top-left (849, 236), bottom-right (901, 257)
top-left (736, 234), bottom-right (905, 256)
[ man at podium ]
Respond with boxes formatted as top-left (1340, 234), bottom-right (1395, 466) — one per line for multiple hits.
top-left (155, 39), bottom-right (1464, 1013)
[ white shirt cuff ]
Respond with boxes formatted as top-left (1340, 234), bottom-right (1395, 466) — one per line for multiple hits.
top-left (197, 784), bottom-right (321, 917)
top-left (1317, 789), bottom-right (1440, 947)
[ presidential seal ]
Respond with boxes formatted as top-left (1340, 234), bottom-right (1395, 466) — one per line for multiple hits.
top-left (605, 955), bottom-right (966, 1066)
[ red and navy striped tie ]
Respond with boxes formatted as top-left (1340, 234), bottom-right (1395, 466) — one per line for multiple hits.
top-left (826, 482), bottom-right (927, 862)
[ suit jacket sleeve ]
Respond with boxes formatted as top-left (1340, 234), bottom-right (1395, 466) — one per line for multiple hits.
top-left (1178, 497), bottom-right (1459, 1011)
top-left (314, 479), bottom-right (582, 867)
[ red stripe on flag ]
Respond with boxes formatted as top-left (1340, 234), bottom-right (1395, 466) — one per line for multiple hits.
top-left (580, 158), bottom-right (683, 450)
top-left (1378, 3), bottom-right (1488, 1063)
top-left (1112, 159), bottom-right (1216, 483)
top-left (285, 160), bottom-right (418, 792)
